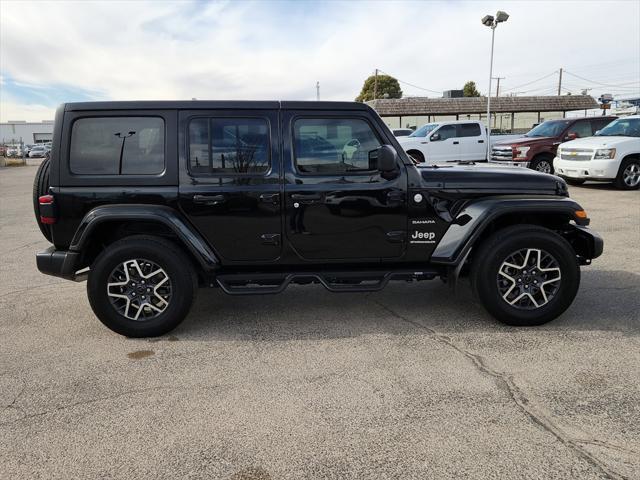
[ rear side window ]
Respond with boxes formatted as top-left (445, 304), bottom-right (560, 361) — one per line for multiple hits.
top-left (458, 123), bottom-right (481, 137)
top-left (188, 118), bottom-right (270, 175)
top-left (70, 117), bottom-right (164, 175)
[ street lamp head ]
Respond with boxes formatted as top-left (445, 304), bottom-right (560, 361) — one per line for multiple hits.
top-left (481, 14), bottom-right (494, 27)
top-left (495, 10), bottom-right (509, 23)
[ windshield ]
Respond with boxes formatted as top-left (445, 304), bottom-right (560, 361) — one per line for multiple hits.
top-left (596, 118), bottom-right (640, 137)
top-left (409, 123), bottom-right (438, 137)
top-left (525, 120), bottom-right (571, 138)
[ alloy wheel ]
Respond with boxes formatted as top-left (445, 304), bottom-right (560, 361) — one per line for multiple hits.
top-left (535, 161), bottom-right (552, 173)
top-left (497, 248), bottom-right (561, 310)
top-left (107, 259), bottom-right (172, 321)
top-left (623, 163), bottom-right (640, 187)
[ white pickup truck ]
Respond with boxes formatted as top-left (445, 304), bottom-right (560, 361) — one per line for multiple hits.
top-left (396, 120), bottom-right (519, 164)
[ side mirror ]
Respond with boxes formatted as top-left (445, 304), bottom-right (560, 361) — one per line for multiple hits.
top-left (374, 145), bottom-right (398, 172)
top-left (565, 132), bottom-right (577, 141)
top-left (430, 133), bottom-right (441, 141)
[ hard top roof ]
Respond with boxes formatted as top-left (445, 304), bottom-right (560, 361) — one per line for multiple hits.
top-left (63, 100), bottom-right (370, 111)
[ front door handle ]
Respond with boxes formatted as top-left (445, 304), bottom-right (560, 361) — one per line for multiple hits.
top-left (193, 194), bottom-right (226, 206)
top-left (259, 193), bottom-right (279, 204)
top-left (291, 193), bottom-right (322, 201)
top-left (478, 139), bottom-right (485, 143)
top-left (453, 141), bottom-right (459, 145)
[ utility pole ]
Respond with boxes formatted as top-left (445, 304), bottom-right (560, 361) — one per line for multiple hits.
top-left (373, 69), bottom-right (378, 100)
top-left (557, 68), bottom-right (563, 96)
top-left (493, 76), bottom-right (505, 97)
top-left (316, 81), bottom-right (320, 101)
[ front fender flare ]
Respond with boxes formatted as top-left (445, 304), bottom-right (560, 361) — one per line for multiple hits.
top-left (70, 204), bottom-right (219, 271)
top-left (430, 196), bottom-right (589, 265)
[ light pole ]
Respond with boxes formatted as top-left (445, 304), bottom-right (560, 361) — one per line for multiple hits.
top-left (482, 10), bottom-right (509, 160)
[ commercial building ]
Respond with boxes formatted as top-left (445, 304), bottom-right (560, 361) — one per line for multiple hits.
top-left (368, 95), bottom-right (599, 133)
top-left (1, 120), bottom-right (54, 145)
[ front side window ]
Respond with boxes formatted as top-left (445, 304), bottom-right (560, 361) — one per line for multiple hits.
top-left (189, 118), bottom-right (270, 174)
top-left (409, 123), bottom-right (437, 137)
top-left (458, 123), bottom-right (481, 137)
top-left (293, 118), bottom-right (381, 174)
top-left (567, 120), bottom-right (592, 138)
top-left (433, 124), bottom-right (456, 140)
top-left (525, 120), bottom-right (571, 138)
top-left (70, 117), bottom-right (164, 175)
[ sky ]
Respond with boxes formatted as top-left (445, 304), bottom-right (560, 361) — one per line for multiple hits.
top-left (1, 0), bottom-right (639, 122)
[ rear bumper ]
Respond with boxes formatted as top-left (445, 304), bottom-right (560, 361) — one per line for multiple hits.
top-left (36, 246), bottom-right (86, 281)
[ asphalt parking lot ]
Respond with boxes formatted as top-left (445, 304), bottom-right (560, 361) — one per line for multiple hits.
top-left (1, 163), bottom-right (639, 480)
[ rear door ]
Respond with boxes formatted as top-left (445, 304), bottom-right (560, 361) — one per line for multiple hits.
top-left (178, 110), bottom-right (282, 262)
top-left (427, 124), bottom-right (460, 163)
top-left (456, 122), bottom-right (485, 161)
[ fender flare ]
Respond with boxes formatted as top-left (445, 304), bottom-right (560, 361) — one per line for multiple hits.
top-left (70, 204), bottom-right (219, 271)
top-left (430, 196), bottom-right (594, 265)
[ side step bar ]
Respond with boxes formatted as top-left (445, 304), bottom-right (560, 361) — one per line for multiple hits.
top-left (215, 269), bottom-right (440, 295)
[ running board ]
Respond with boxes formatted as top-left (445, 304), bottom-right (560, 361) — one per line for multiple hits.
top-left (215, 269), bottom-right (440, 295)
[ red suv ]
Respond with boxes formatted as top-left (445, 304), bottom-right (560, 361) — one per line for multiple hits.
top-left (490, 116), bottom-right (617, 173)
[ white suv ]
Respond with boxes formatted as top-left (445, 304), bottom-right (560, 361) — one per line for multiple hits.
top-left (554, 115), bottom-right (640, 190)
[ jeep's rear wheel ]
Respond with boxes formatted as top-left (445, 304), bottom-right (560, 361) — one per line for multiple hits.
top-left (87, 235), bottom-right (197, 337)
top-left (32, 157), bottom-right (52, 242)
top-left (471, 225), bottom-right (579, 326)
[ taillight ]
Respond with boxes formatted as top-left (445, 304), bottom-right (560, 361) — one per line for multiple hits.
top-left (39, 195), bottom-right (57, 224)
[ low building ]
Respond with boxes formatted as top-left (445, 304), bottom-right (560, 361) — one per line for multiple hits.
top-left (0, 120), bottom-right (54, 145)
top-left (367, 95), bottom-right (599, 133)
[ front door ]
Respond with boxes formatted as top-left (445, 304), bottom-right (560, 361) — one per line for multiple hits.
top-left (178, 110), bottom-right (282, 262)
top-left (427, 124), bottom-right (460, 162)
top-left (282, 112), bottom-right (408, 261)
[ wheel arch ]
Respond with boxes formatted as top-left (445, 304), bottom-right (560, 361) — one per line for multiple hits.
top-left (431, 197), bottom-right (601, 269)
top-left (70, 205), bottom-right (219, 273)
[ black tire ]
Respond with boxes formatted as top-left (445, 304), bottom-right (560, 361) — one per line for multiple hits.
top-left (87, 235), bottom-right (197, 337)
top-left (471, 224), bottom-right (580, 326)
top-left (564, 178), bottom-right (586, 186)
top-left (614, 157), bottom-right (640, 190)
top-left (32, 157), bottom-right (52, 242)
top-left (529, 155), bottom-right (554, 174)
top-left (407, 150), bottom-right (425, 163)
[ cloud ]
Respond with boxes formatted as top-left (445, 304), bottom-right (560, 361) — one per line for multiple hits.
top-left (1, 0), bottom-right (639, 121)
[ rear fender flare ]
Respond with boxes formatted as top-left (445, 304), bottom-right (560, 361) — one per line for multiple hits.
top-left (70, 205), bottom-right (219, 271)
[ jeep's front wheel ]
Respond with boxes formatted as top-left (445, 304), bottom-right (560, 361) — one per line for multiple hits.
top-left (87, 236), bottom-right (197, 337)
top-left (471, 225), bottom-right (579, 326)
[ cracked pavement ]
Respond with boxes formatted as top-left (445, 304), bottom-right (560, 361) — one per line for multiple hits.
top-left (1, 164), bottom-right (639, 479)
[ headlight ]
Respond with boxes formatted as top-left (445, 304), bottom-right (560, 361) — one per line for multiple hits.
top-left (513, 146), bottom-right (530, 159)
top-left (594, 148), bottom-right (616, 159)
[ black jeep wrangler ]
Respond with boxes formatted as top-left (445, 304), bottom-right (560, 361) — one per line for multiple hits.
top-left (34, 101), bottom-right (603, 337)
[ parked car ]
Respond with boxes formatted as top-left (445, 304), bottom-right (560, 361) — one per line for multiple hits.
top-left (23, 144), bottom-right (36, 155)
top-left (34, 100), bottom-right (602, 337)
top-left (6, 146), bottom-right (21, 157)
top-left (29, 146), bottom-right (47, 157)
top-left (397, 120), bottom-right (490, 164)
top-left (554, 115), bottom-right (640, 190)
top-left (490, 116), bottom-right (617, 173)
top-left (392, 128), bottom-right (414, 137)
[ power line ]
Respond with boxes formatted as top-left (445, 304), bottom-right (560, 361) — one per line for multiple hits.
top-left (376, 69), bottom-right (442, 94)
top-left (563, 70), bottom-right (640, 88)
top-left (501, 70), bottom-right (559, 93)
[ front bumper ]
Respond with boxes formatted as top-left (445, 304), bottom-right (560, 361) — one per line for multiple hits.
top-left (554, 157), bottom-right (619, 181)
top-left (36, 246), bottom-right (86, 281)
top-left (488, 159), bottom-right (530, 168)
top-left (571, 225), bottom-right (604, 263)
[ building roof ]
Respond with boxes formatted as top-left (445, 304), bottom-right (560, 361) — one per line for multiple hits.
top-left (367, 95), bottom-right (599, 116)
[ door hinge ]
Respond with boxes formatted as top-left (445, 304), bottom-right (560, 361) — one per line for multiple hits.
top-left (260, 233), bottom-right (281, 246)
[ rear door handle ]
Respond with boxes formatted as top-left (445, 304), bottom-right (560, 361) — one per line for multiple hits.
top-left (291, 193), bottom-right (322, 201)
top-left (453, 141), bottom-right (459, 145)
top-left (478, 140), bottom-right (484, 143)
top-left (259, 193), bottom-right (279, 204)
top-left (193, 194), bottom-right (226, 205)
